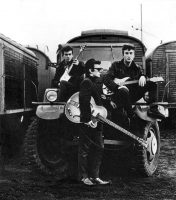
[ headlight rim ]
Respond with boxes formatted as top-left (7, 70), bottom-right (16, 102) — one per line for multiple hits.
top-left (45, 90), bottom-right (58, 102)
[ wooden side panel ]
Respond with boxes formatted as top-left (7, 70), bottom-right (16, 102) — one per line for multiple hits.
top-left (0, 42), bottom-right (5, 113)
top-left (166, 51), bottom-right (176, 102)
top-left (0, 37), bottom-right (37, 114)
top-left (148, 42), bottom-right (176, 102)
top-left (29, 50), bottom-right (55, 101)
top-left (151, 46), bottom-right (166, 101)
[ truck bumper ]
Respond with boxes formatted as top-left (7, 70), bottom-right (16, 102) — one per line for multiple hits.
top-left (36, 105), bottom-right (65, 120)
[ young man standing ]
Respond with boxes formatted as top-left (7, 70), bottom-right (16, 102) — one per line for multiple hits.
top-left (103, 44), bottom-right (164, 120)
top-left (52, 45), bottom-right (85, 102)
top-left (78, 59), bottom-right (110, 186)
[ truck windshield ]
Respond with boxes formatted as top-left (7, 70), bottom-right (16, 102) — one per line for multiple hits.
top-left (59, 43), bottom-right (124, 70)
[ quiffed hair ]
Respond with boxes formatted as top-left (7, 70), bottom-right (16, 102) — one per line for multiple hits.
top-left (85, 58), bottom-right (101, 77)
top-left (122, 44), bottom-right (135, 54)
top-left (61, 45), bottom-right (73, 55)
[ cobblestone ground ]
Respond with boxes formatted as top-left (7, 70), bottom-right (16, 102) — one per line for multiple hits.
top-left (0, 125), bottom-right (176, 200)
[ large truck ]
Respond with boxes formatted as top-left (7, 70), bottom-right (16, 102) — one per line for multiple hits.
top-left (0, 33), bottom-right (38, 165)
top-left (26, 47), bottom-right (55, 102)
top-left (0, 34), bottom-right (55, 169)
top-left (146, 41), bottom-right (176, 127)
top-left (24, 29), bottom-right (163, 179)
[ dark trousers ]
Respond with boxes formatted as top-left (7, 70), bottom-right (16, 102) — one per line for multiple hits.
top-left (78, 124), bottom-right (104, 180)
top-left (58, 81), bottom-right (77, 102)
top-left (112, 81), bottom-right (157, 118)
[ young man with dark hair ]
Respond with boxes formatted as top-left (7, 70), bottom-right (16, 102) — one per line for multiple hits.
top-left (78, 58), bottom-right (110, 186)
top-left (103, 44), bottom-right (165, 120)
top-left (52, 45), bottom-right (85, 102)
top-left (61, 45), bottom-right (73, 54)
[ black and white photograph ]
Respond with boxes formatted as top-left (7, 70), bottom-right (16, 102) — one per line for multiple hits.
top-left (0, 0), bottom-right (176, 199)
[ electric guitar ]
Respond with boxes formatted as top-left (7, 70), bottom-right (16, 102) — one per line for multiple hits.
top-left (103, 76), bottom-right (164, 96)
top-left (60, 45), bottom-right (85, 82)
top-left (65, 92), bottom-right (148, 148)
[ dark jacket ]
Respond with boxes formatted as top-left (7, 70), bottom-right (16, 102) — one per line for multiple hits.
top-left (52, 60), bottom-right (85, 88)
top-left (79, 76), bottom-right (103, 123)
top-left (103, 59), bottom-right (144, 92)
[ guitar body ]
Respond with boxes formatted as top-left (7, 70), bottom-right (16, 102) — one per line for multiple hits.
top-left (65, 92), bottom-right (108, 123)
top-left (60, 68), bottom-right (70, 82)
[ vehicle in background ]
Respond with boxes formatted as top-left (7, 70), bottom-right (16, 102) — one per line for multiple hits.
top-left (0, 34), bottom-right (55, 169)
top-left (0, 33), bottom-right (38, 166)
top-left (146, 41), bottom-right (176, 127)
top-left (27, 47), bottom-right (55, 101)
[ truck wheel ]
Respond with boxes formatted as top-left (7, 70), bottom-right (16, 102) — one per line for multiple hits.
top-left (24, 117), bottom-right (68, 178)
top-left (133, 120), bottom-right (160, 177)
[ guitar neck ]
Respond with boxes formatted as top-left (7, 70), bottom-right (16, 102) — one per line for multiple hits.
top-left (97, 115), bottom-right (136, 139)
top-left (123, 79), bottom-right (147, 85)
top-left (123, 77), bottom-right (157, 86)
top-left (123, 79), bottom-right (138, 85)
top-left (97, 114), bottom-right (146, 145)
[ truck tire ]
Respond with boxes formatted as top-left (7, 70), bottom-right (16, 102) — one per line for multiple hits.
top-left (169, 109), bottom-right (176, 128)
top-left (133, 120), bottom-right (160, 177)
top-left (24, 117), bottom-right (68, 179)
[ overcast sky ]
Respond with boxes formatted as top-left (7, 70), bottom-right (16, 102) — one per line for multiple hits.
top-left (0, 0), bottom-right (176, 61)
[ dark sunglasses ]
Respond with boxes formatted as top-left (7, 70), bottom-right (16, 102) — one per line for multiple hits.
top-left (64, 53), bottom-right (72, 56)
top-left (94, 68), bottom-right (103, 71)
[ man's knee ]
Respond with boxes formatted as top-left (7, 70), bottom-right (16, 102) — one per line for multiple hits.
top-left (117, 87), bottom-right (130, 97)
top-left (146, 81), bottom-right (157, 91)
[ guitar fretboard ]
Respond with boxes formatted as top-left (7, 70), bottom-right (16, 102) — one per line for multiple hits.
top-left (97, 114), bottom-right (140, 141)
top-left (116, 77), bottom-right (164, 86)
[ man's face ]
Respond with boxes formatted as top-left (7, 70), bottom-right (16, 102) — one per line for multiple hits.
top-left (63, 50), bottom-right (73, 62)
top-left (90, 64), bottom-right (103, 78)
top-left (123, 49), bottom-right (135, 65)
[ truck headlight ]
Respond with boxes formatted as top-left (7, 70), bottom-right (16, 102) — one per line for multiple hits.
top-left (46, 90), bottom-right (57, 102)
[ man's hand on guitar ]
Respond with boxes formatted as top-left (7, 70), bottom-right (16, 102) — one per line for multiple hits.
top-left (114, 77), bottom-right (130, 86)
top-left (139, 75), bottom-right (146, 87)
top-left (86, 120), bottom-right (98, 128)
top-left (110, 101), bottom-right (117, 109)
top-left (73, 59), bottom-right (79, 66)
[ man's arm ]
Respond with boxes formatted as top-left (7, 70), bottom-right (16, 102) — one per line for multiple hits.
top-left (52, 64), bottom-right (64, 87)
top-left (79, 78), bottom-right (92, 123)
top-left (103, 63), bottom-right (119, 92)
top-left (70, 60), bottom-right (85, 76)
top-left (136, 64), bottom-right (146, 87)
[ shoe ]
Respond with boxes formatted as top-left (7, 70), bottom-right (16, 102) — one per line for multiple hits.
top-left (147, 105), bottom-right (165, 119)
top-left (90, 177), bottom-right (111, 185)
top-left (81, 178), bottom-right (96, 186)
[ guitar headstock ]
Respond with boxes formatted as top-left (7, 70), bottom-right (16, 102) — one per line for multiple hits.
top-left (79, 45), bottom-right (86, 53)
top-left (150, 77), bottom-right (164, 82)
top-left (74, 45), bottom-right (86, 60)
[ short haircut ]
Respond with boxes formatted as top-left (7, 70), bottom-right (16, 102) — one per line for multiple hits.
top-left (122, 44), bottom-right (135, 54)
top-left (85, 58), bottom-right (101, 77)
top-left (61, 45), bottom-right (73, 55)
